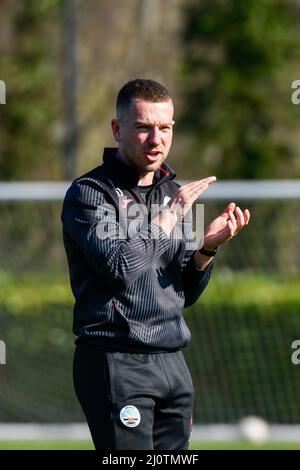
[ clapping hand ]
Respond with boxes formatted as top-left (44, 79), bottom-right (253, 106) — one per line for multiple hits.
top-left (203, 202), bottom-right (250, 250)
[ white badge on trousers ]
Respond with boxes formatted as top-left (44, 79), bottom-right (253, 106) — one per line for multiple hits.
top-left (120, 405), bottom-right (141, 428)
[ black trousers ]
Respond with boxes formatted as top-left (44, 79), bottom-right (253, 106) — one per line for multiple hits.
top-left (73, 344), bottom-right (194, 450)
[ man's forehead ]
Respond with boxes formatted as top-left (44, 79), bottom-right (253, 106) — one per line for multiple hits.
top-left (128, 99), bottom-right (174, 122)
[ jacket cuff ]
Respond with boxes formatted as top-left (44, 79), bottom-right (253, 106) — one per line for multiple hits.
top-left (193, 252), bottom-right (214, 272)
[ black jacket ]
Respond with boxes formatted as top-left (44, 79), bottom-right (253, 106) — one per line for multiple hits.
top-left (61, 148), bottom-right (213, 352)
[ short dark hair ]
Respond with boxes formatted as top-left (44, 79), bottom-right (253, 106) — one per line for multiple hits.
top-left (116, 79), bottom-right (172, 120)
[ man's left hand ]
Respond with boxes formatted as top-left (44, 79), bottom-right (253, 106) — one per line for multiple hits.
top-left (203, 202), bottom-right (250, 251)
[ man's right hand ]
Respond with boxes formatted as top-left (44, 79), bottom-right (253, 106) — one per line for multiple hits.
top-left (152, 177), bottom-right (217, 236)
top-left (168, 177), bottom-right (217, 220)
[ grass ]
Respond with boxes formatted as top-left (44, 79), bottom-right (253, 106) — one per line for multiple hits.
top-left (200, 270), bottom-right (300, 308)
top-left (1, 440), bottom-right (300, 450)
top-left (1, 270), bottom-right (300, 315)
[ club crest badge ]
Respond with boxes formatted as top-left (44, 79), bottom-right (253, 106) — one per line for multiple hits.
top-left (119, 405), bottom-right (141, 428)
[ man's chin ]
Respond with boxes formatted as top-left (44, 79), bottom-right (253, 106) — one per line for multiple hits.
top-left (144, 161), bottom-right (163, 172)
top-left (144, 154), bottom-right (166, 169)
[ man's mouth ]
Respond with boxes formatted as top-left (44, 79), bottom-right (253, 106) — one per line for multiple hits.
top-left (144, 150), bottom-right (162, 162)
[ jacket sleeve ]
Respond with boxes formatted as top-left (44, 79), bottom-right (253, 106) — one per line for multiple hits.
top-left (61, 179), bottom-right (172, 290)
top-left (179, 208), bottom-right (214, 307)
top-left (181, 254), bottom-right (213, 307)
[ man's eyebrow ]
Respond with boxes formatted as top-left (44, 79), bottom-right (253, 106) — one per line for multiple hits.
top-left (134, 120), bottom-right (175, 126)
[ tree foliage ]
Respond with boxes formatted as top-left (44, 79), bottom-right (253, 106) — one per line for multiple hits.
top-left (0, 0), bottom-right (182, 180)
top-left (1, 0), bottom-right (300, 180)
top-left (0, 0), bottom-right (62, 180)
top-left (179, 0), bottom-right (300, 179)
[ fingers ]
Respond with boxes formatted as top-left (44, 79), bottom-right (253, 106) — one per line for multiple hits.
top-left (184, 176), bottom-right (216, 191)
top-left (235, 206), bottom-right (244, 230)
top-left (227, 219), bottom-right (235, 237)
top-left (220, 202), bottom-right (236, 219)
top-left (228, 210), bottom-right (237, 234)
top-left (236, 206), bottom-right (251, 230)
top-left (227, 206), bottom-right (250, 236)
top-left (169, 177), bottom-right (217, 221)
top-left (244, 209), bottom-right (250, 225)
top-left (183, 176), bottom-right (217, 199)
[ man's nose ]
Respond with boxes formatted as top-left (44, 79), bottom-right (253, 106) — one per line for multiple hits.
top-left (148, 126), bottom-right (161, 145)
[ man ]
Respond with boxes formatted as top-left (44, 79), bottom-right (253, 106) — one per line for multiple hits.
top-left (61, 79), bottom-right (250, 450)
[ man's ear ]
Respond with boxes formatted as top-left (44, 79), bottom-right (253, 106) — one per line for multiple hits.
top-left (111, 119), bottom-right (121, 142)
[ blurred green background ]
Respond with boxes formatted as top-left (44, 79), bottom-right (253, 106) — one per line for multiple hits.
top-left (1, 0), bottom-right (300, 181)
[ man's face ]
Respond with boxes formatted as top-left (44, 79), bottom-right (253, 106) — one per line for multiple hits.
top-left (112, 99), bottom-right (174, 176)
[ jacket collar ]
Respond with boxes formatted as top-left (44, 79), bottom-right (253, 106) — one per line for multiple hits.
top-left (102, 147), bottom-right (176, 187)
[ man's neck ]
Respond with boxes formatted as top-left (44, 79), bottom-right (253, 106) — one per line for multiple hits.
top-left (116, 149), bottom-right (154, 186)
top-left (138, 173), bottom-right (154, 186)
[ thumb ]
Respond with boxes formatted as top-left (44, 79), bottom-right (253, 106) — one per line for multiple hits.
top-left (220, 202), bottom-right (236, 219)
